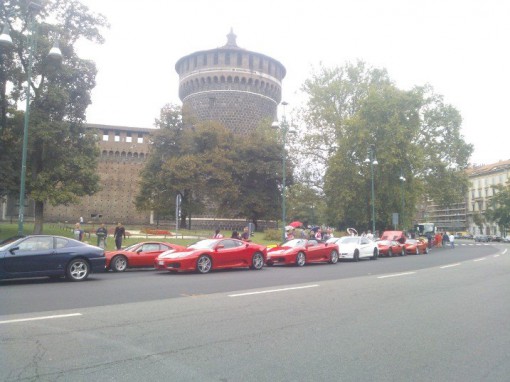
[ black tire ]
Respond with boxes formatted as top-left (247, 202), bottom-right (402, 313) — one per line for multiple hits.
top-left (197, 255), bottom-right (212, 274)
top-left (371, 248), bottom-right (378, 260)
top-left (66, 258), bottom-right (90, 281)
top-left (353, 250), bottom-right (360, 262)
top-left (251, 252), bottom-right (264, 270)
top-left (111, 255), bottom-right (128, 272)
top-left (296, 252), bottom-right (306, 267)
top-left (329, 250), bottom-right (339, 264)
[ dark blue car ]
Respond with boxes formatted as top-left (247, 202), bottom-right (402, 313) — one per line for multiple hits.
top-left (0, 235), bottom-right (105, 282)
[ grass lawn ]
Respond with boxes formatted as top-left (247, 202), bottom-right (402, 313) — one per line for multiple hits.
top-left (0, 223), bottom-right (278, 249)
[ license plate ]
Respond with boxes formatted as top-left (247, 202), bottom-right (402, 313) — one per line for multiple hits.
top-left (158, 260), bottom-right (164, 265)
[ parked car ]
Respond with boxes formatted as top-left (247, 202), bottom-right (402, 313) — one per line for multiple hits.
top-left (0, 235), bottom-right (105, 281)
top-left (377, 240), bottom-right (405, 257)
top-left (106, 241), bottom-right (187, 272)
top-left (474, 235), bottom-right (490, 242)
top-left (502, 236), bottom-right (510, 243)
top-left (154, 238), bottom-right (267, 274)
top-left (266, 239), bottom-right (339, 266)
top-left (327, 236), bottom-right (378, 261)
top-left (404, 238), bottom-right (429, 255)
top-left (380, 230), bottom-right (407, 244)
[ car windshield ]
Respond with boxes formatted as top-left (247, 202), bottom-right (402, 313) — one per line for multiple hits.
top-left (378, 240), bottom-right (391, 245)
top-left (0, 238), bottom-right (24, 251)
top-left (406, 239), bottom-right (417, 244)
top-left (188, 239), bottom-right (217, 250)
top-left (339, 237), bottom-right (359, 244)
top-left (282, 239), bottom-right (307, 248)
top-left (123, 244), bottom-right (140, 252)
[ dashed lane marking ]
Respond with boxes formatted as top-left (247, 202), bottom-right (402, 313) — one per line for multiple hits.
top-left (0, 313), bottom-right (82, 325)
top-left (377, 272), bottom-right (416, 279)
top-left (474, 258), bottom-right (487, 262)
top-left (440, 263), bottom-right (461, 269)
top-left (228, 284), bottom-right (319, 297)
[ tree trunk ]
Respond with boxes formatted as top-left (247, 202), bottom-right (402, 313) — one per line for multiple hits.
top-left (33, 200), bottom-right (44, 234)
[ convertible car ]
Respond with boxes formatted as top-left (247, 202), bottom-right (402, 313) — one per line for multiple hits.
top-left (154, 238), bottom-right (267, 274)
top-left (106, 241), bottom-right (187, 272)
top-left (404, 238), bottom-right (429, 255)
top-left (0, 235), bottom-right (105, 282)
top-left (266, 239), bottom-right (339, 266)
top-left (326, 236), bottom-right (378, 261)
top-left (377, 240), bottom-right (406, 257)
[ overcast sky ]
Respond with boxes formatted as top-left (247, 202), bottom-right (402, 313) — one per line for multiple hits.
top-left (78, 0), bottom-right (509, 165)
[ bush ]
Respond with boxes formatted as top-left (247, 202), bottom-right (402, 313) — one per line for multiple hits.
top-left (264, 229), bottom-right (282, 241)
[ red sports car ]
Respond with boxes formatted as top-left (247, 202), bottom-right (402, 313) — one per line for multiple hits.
top-left (106, 242), bottom-right (187, 272)
top-left (266, 239), bottom-right (339, 266)
top-left (404, 239), bottom-right (429, 255)
top-left (154, 238), bottom-right (267, 274)
top-left (377, 240), bottom-right (406, 257)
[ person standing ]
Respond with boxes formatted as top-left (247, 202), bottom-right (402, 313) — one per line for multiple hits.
top-left (114, 222), bottom-right (126, 250)
top-left (96, 223), bottom-right (107, 248)
top-left (449, 232), bottom-right (455, 248)
top-left (73, 223), bottom-right (84, 241)
top-left (231, 231), bottom-right (240, 240)
top-left (213, 229), bottom-right (223, 239)
top-left (241, 227), bottom-right (251, 241)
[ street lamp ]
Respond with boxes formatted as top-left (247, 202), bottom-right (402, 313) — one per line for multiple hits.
top-left (399, 171), bottom-right (406, 230)
top-left (0, 4), bottom-right (62, 235)
top-left (272, 101), bottom-right (289, 243)
top-left (364, 144), bottom-right (378, 234)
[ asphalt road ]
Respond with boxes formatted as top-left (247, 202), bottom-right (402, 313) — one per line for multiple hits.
top-left (1, 241), bottom-right (509, 381)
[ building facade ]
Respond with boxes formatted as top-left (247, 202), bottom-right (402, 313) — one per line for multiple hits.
top-left (466, 159), bottom-right (510, 236)
top-left (175, 29), bottom-right (286, 134)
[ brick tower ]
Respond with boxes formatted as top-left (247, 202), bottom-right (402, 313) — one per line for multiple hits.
top-left (175, 29), bottom-right (286, 133)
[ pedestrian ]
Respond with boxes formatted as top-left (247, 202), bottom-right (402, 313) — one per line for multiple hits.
top-left (96, 223), bottom-right (107, 248)
top-left (231, 230), bottom-right (240, 240)
top-left (213, 229), bottom-right (223, 239)
top-left (286, 229), bottom-right (295, 241)
top-left (73, 223), bottom-right (84, 241)
top-left (449, 232), bottom-right (455, 248)
top-left (442, 232), bottom-right (449, 247)
top-left (315, 228), bottom-right (322, 241)
top-left (241, 227), bottom-right (251, 241)
top-left (435, 232), bottom-right (442, 248)
top-left (114, 222), bottom-right (126, 250)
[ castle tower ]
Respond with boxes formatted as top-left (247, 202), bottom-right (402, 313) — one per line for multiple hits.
top-left (175, 29), bottom-right (286, 134)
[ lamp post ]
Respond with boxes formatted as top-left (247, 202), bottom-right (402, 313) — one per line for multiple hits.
top-left (364, 144), bottom-right (378, 234)
top-left (272, 101), bottom-right (289, 243)
top-left (0, 3), bottom-right (62, 235)
top-left (399, 171), bottom-right (406, 230)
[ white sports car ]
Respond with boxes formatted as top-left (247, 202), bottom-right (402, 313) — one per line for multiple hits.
top-left (326, 236), bottom-right (378, 261)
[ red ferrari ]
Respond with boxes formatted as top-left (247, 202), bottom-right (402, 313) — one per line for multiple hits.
top-left (266, 239), bottom-right (339, 266)
top-left (377, 240), bottom-right (406, 257)
top-left (404, 239), bottom-right (429, 255)
top-left (106, 242), bottom-right (186, 272)
top-left (154, 238), bottom-right (267, 274)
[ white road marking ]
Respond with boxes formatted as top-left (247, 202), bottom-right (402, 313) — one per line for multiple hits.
top-left (440, 263), bottom-right (461, 269)
top-left (494, 255), bottom-right (500, 258)
top-left (228, 284), bottom-right (319, 297)
top-left (502, 249), bottom-right (508, 255)
top-left (0, 313), bottom-right (82, 325)
top-left (474, 258), bottom-right (486, 262)
top-left (377, 272), bottom-right (416, 279)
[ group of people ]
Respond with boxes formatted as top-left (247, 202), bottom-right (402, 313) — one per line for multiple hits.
top-left (284, 227), bottom-right (334, 242)
top-left (213, 227), bottom-right (252, 242)
top-left (73, 221), bottom-right (126, 250)
top-left (432, 231), bottom-right (455, 248)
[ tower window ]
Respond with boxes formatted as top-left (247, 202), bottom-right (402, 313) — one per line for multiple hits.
top-left (237, 53), bottom-right (242, 66)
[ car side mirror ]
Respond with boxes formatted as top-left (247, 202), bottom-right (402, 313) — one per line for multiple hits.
top-left (9, 246), bottom-right (19, 255)
top-left (245, 243), bottom-right (249, 248)
top-left (136, 249), bottom-right (143, 253)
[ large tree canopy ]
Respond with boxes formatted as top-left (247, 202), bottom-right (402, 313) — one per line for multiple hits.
top-left (296, 61), bottom-right (473, 231)
top-left (136, 104), bottom-right (287, 229)
top-left (0, 0), bottom-right (109, 233)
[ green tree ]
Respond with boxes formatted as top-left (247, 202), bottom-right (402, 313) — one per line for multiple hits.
top-left (321, 81), bottom-right (472, 231)
top-left (0, 0), bottom-right (109, 233)
top-left (486, 181), bottom-right (510, 236)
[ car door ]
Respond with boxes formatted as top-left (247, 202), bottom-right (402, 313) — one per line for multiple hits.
top-left (2, 236), bottom-right (56, 274)
top-left (359, 237), bottom-right (372, 258)
top-left (306, 240), bottom-right (323, 261)
top-left (133, 243), bottom-right (163, 267)
top-left (214, 239), bottom-right (242, 268)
